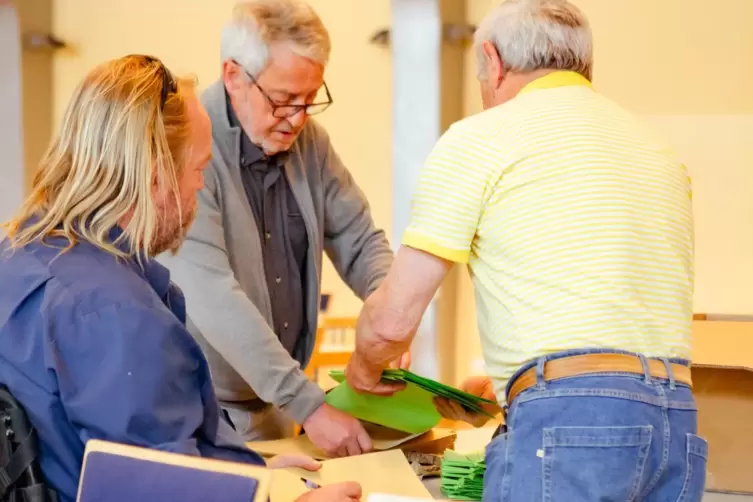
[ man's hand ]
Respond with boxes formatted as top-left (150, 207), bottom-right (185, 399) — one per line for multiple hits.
top-left (266, 454), bottom-right (321, 471)
top-left (345, 351), bottom-right (406, 396)
top-left (295, 482), bottom-right (362, 501)
top-left (302, 403), bottom-right (372, 457)
top-left (433, 376), bottom-right (501, 428)
top-left (388, 351), bottom-right (411, 369)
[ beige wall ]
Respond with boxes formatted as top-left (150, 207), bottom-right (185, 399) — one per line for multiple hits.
top-left (465, 0), bottom-right (753, 116)
top-left (51, 0), bottom-right (753, 383)
top-left (456, 0), bottom-right (753, 383)
top-left (52, 0), bottom-right (393, 317)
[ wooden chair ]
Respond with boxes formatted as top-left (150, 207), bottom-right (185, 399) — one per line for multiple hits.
top-left (293, 317), bottom-right (357, 436)
top-left (304, 316), bottom-right (357, 382)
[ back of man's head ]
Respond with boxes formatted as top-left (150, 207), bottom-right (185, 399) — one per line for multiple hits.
top-left (3, 55), bottom-right (196, 259)
top-left (220, 0), bottom-right (331, 76)
top-left (474, 0), bottom-right (593, 81)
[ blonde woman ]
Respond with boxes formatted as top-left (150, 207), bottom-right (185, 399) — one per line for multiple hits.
top-left (0, 55), bottom-right (360, 502)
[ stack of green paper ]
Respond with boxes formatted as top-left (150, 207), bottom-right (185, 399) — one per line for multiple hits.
top-left (440, 450), bottom-right (486, 501)
top-left (378, 369), bottom-right (497, 417)
top-left (325, 369), bottom-right (496, 435)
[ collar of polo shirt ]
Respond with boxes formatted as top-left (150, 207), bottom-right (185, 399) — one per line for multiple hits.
top-left (519, 70), bottom-right (593, 95)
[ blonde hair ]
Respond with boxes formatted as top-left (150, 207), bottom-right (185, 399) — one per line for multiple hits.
top-left (221, 0), bottom-right (331, 76)
top-left (474, 0), bottom-right (593, 81)
top-left (3, 55), bottom-right (196, 260)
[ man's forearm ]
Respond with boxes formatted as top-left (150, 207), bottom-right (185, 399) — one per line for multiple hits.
top-left (356, 287), bottom-right (416, 368)
top-left (161, 251), bottom-right (324, 423)
top-left (355, 246), bottom-right (452, 368)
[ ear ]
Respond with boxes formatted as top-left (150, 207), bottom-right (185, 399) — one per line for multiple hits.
top-left (481, 40), bottom-right (506, 86)
top-left (222, 60), bottom-right (242, 94)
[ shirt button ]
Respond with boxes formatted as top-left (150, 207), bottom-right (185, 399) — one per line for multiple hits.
top-left (283, 322), bottom-right (289, 329)
top-left (265, 232), bottom-right (271, 240)
top-left (275, 277), bottom-right (281, 284)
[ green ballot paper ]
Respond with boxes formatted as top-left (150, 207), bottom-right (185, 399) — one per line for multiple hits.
top-left (440, 450), bottom-right (486, 501)
top-left (325, 369), bottom-right (497, 434)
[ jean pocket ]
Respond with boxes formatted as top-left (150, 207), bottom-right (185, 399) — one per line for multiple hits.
top-left (676, 434), bottom-right (708, 502)
top-left (542, 425), bottom-right (653, 502)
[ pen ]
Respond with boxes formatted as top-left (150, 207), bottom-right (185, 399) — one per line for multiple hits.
top-left (302, 478), bottom-right (321, 489)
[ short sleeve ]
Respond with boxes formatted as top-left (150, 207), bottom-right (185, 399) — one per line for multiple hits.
top-left (402, 124), bottom-right (500, 263)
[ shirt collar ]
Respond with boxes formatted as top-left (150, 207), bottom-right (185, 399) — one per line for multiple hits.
top-left (518, 70), bottom-right (592, 95)
top-left (141, 257), bottom-right (172, 300)
top-left (107, 225), bottom-right (171, 300)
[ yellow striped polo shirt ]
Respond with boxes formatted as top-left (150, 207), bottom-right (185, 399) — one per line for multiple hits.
top-left (403, 71), bottom-right (694, 404)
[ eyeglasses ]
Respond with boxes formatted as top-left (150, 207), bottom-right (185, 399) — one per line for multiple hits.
top-left (231, 59), bottom-right (333, 119)
top-left (126, 54), bottom-right (177, 110)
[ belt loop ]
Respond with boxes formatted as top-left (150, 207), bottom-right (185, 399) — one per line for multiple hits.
top-left (492, 422), bottom-right (508, 439)
top-left (535, 356), bottom-right (548, 390)
top-left (638, 353), bottom-right (652, 384)
top-left (662, 358), bottom-right (676, 390)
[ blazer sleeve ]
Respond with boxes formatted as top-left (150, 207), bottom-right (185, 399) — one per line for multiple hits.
top-left (159, 165), bottom-right (325, 424)
top-left (317, 127), bottom-right (394, 299)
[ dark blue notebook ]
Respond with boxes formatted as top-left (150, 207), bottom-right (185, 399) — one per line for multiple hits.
top-left (78, 451), bottom-right (259, 502)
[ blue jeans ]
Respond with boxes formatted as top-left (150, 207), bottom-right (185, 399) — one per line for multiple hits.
top-left (483, 349), bottom-right (708, 502)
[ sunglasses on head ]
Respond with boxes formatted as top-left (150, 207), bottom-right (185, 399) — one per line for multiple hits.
top-left (126, 54), bottom-right (178, 109)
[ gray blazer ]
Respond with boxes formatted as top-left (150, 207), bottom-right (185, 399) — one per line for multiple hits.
top-left (159, 81), bottom-right (393, 424)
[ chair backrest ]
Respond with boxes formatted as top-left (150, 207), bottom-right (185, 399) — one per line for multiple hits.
top-left (305, 317), bottom-right (357, 382)
top-left (0, 385), bottom-right (57, 502)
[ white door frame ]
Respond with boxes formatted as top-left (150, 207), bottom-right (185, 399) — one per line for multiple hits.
top-left (0, 3), bottom-right (24, 227)
top-left (391, 0), bottom-right (443, 379)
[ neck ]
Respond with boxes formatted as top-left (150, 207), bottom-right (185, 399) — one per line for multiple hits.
top-left (492, 68), bottom-right (560, 107)
top-left (117, 212), bottom-right (132, 233)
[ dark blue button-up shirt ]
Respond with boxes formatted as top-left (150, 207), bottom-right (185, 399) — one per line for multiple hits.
top-left (0, 229), bottom-right (265, 501)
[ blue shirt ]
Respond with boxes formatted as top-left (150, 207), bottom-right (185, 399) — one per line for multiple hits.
top-left (0, 230), bottom-right (265, 501)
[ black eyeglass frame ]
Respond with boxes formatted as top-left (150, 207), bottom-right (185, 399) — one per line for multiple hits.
top-left (230, 59), bottom-right (333, 119)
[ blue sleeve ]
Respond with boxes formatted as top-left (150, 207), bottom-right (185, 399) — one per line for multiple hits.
top-left (196, 418), bottom-right (266, 466)
top-left (50, 302), bottom-right (265, 466)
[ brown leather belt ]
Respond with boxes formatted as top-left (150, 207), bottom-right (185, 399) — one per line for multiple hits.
top-left (506, 353), bottom-right (692, 406)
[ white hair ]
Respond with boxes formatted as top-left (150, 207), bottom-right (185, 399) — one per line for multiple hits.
top-left (474, 0), bottom-right (593, 80)
top-left (220, 0), bottom-right (331, 77)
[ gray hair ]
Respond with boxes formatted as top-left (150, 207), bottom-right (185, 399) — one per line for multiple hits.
top-left (474, 0), bottom-right (593, 80)
top-left (220, 0), bottom-right (331, 77)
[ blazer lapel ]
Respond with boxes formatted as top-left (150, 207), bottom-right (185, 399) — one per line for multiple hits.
top-left (220, 130), bottom-right (273, 316)
top-left (283, 157), bottom-right (321, 337)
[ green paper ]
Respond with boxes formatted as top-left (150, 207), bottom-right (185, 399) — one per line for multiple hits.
top-left (325, 371), bottom-right (441, 434)
top-left (388, 370), bottom-right (496, 407)
top-left (440, 449), bottom-right (486, 501)
top-left (325, 369), bottom-right (497, 435)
